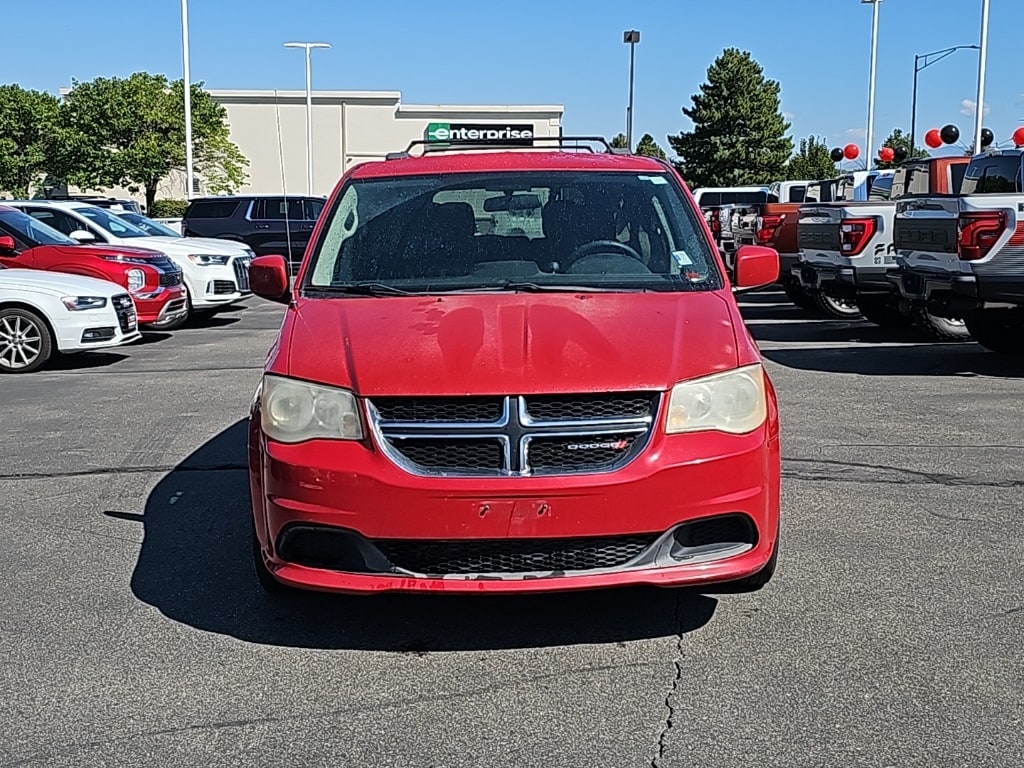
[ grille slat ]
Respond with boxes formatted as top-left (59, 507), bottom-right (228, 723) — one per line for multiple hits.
top-left (233, 258), bottom-right (251, 292)
top-left (375, 535), bottom-right (656, 575)
top-left (371, 393), bottom-right (658, 477)
top-left (159, 270), bottom-right (183, 287)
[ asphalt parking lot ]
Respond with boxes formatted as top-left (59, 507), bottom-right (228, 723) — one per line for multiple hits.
top-left (2, 290), bottom-right (1022, 768)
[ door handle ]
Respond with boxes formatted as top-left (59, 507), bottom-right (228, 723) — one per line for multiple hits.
top-left (255, 224), bottom-right (271, 230)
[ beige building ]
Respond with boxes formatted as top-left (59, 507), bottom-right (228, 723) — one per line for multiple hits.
top-left (60, 89), bottom-right (564, 206)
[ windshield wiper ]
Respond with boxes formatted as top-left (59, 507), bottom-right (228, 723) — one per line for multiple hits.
top-left (304, 283), bottom-right (413, 297)
top-left (454, 281), bottom-right (643, 294)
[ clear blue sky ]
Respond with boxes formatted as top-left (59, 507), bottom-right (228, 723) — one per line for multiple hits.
top-left (5, 0), bottom-right (1022, 163)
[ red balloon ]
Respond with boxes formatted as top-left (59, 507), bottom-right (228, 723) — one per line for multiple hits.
top-left (878, 147), bottom-right (895, 162)
top-left (1013, 126), bottom-right (1024, 148)
top-left (843, 143), bottom-right (860, 160)
top-left (924, 129), bottom-right (943, 149)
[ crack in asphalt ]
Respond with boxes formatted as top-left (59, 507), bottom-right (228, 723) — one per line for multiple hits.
top-left (782, 457), bottom-right (1024, 490)
top-left (0, 660), bottom-right (660, 768)
top-left (651, 592), bottom-right (685, 768)
top-left (0, 464), bottom-right (247, 481)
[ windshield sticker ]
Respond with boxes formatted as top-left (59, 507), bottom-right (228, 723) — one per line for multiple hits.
top-left (638, 175), bottom-right (668, 185)
top-left (672, 250), bottom-right (693, 267)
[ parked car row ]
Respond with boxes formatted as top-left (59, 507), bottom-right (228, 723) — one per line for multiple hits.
top-left (0, 201), bottom-right (254, 373)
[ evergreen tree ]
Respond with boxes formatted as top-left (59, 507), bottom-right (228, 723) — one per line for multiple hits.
top-left (634, 133), bottom-right (667, 160)
top-left (610, 133), bottom-right (629, 149)
top-left (667, 48), bottom-right (793, 187)
top-left (875, 128), bottom-right (929, 169)
top-left (786, 135), bottom-right (837, 181)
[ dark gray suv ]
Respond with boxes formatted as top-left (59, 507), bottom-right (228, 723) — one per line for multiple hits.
top-left (181, 195), bottom-right (325, 270)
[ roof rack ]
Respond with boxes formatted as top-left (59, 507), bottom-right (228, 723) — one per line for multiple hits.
top-left (385, 135), bottom-right (631, 160)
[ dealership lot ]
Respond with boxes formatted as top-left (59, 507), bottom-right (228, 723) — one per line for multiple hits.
top-left (1, 292), bottom-right (1022, 768)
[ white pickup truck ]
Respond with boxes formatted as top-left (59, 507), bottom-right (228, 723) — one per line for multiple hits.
top-left (889, 148), bottom-right (1024, 353)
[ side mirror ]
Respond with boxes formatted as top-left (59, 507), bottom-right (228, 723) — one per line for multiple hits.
top-left (249, 254), bottom-right (291, 304)
top-left (69, 230), bottom-right (96, 243)
top-left (733, 245), bottom-right (779, 293)
top-left (0, 235), bottom-right (16, 254)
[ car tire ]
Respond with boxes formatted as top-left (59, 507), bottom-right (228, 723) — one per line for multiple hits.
top-left (857, 297), bottom-right (914, 328)
top-left (252, 525), bottom-right (296, 596)
top-left (783, 278), bottom-right (817, 312)
top-left (913, 307), bottom-right (972, 342)
top-left (964, 310), bottom-right (1024, 354)
top-left (813, 292), bottom-right (862, 320)
top-left (0, 307), bottom-right (53, 374)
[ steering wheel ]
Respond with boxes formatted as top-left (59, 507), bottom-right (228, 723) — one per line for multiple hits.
top-left (568, 239), bottom-right (645, 266)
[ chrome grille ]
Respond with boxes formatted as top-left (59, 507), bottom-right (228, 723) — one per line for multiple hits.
top-left (369, 393), bottom-right (658, 477)
top-left (112, 294), bottom-right (136, 333)
top-left (159, 269), bottom-right (183, 287)
top-left (233, 257), bottom-right (252, 292)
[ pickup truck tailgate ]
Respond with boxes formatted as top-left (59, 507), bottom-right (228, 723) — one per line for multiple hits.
top-left (797, 206), bottom-right (843, 264)
top-left (894, 197), bottom-right (959, 273)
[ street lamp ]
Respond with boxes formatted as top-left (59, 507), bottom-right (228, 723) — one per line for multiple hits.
top-left (861, 0), bottom-right (882, 166)
top-left (623, 30), bottom-right (640, 151)
top-left (284, 41), bottom-right (331, 195)
top-left (910, 44), bottom-right (980, 151)
top-left (181, 0), bottom-right (194, 200)
top-left (973, 0), bottom-right (990, 156)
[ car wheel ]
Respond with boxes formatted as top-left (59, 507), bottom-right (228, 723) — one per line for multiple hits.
top-left (964, 310), bottom-right (1024, 354)
top-left (783, 278), bottom-right (817, 311)
top-left (857, 297), bottom-right (914, 328)
top-left (813, 292), bottom-right (862, 320)
top-left (0, 307), bottom-right (53, 374)
top-left (252, 525), bottom-right (296, 596)
top-left (913, 307), bottom-right (972, 342)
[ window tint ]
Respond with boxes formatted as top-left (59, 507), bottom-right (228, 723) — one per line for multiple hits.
top-left (186, 200), bottom-right (240, 219)
top-left (251, 198), bottom-right (323, 221)
top-left (950, 163), bottom-right (967, 194)
top-left (24, 209), bottom-right (82, 237)
top-left (868, 175), bottom-right (893, 201)
top-left (0, 209), bottom-right (77, 247)
top-left (788, 185), bottom-right (806, 203)
top-left (961, 154), bottom-right (1023, 195)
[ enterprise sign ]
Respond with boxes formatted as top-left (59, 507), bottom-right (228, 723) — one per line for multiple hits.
top-left (426, 122), bottom-right (535, 146)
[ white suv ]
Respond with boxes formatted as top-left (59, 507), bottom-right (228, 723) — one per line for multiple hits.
top-left (8, 200), bottom-right (253, 321)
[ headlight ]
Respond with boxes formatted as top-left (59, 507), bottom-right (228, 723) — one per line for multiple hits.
top-left (260, 375), bottom-right (363, 443)
top-left (61, 296), bottom-right (108, 311)
top-left (187, 253), bottom-right (230, 266)
top-left (102, 254), bottom-right (152, 265)
top-left (126, 269), bottom-right (145, 293)
top-left (665, 364), bottom-right (767, 435)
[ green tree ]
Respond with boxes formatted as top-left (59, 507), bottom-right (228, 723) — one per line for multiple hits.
top-left (634, 133), bottom-right (667, 160)
top-left (875, 127), bottom-right (929, 169)
top-left (0, 85), bottom-right (62, 197)
top-left (58, 72), bottom-right (248, 209)
top-left (667, 48), bottom-right (793, 187)
top-left (785, 135), bottom-right (837, 181)
top-left (610, 133), bottom-right (629, 149)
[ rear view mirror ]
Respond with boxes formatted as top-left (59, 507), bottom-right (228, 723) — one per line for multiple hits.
top-left (69, 230), bottom-right (96, 243)
top-left (249, 255), bottom-right (291, 304)
top-left (483, 194), bottom-right (542, 212)
top-left (0, 235), bottom-right (16, 254)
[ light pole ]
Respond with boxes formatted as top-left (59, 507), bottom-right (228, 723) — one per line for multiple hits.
top-left (862, 0), bottom-right (882, 166)
top-left (623, 30), bottom-right (640, 151)
top-left (973, 0), bottom-right (990, 156)
top-left (181, 0), bottom-right (194, 200)
top-left (911, 45), bottom-right (980, 151)
top-left (284, 41), bottom-right (331, 195)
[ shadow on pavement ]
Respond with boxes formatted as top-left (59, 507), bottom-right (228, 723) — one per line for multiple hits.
top-left (48, 351), bottom-right (129, 371)
top-left (763, 344), bottom-right (1024, 377)
top-left (119, 420), bottom-right (718, 651)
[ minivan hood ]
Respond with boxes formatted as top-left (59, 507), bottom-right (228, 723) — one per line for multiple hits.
top-left (283, 292), bottom-right (740, 395)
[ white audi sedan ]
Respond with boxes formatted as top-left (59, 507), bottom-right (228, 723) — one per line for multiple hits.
top-left (0, 267), bottom-right (141, 373)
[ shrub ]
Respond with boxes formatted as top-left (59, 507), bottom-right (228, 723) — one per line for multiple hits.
top-left (149, 199), bottom-right (188, 218)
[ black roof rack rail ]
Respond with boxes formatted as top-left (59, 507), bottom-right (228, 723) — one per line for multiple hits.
top-left (385, 135), bottom-right (632, 160)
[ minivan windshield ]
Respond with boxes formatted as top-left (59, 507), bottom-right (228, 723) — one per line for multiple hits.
top-left (304, 171), bottom-right (723, 294)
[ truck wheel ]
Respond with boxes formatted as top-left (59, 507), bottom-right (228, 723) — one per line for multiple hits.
top-left (783, 279), bottom-right (817, 311)
top-left (857, 297), bottom-right (914, 328)
top-left (964, 311), bottom-right (1024, 354)
top-left (0, 307), bottom-right (53, 374)
top-left (813, 293), bottom-right (862, 320)
top-left (913, 307), bottom-right (972, 342)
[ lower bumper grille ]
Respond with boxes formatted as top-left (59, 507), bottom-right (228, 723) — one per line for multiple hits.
top-left (211, 279), bottom-right (237, 295)
top-left (376, 535), bottom-right (657, 575)
top-left (112, 294), bottom-right (136, 332)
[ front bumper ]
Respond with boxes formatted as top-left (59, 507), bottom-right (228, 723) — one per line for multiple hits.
top-left (249, 423), bottom-right (781, 594)
top-left (792, 262), bottom-right (893, 299)
top-left (185, 260), bottom-right (253, 309)
top-left (887, 266), bottom-right (1024, 313)
top-left (55, 308), bottom-right (142, 352)
top-left (135, 287), bottom-right (187, 326)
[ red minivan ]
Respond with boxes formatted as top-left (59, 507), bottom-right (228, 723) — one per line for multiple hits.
top-left (246, 137), bottom-right (782, 596)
